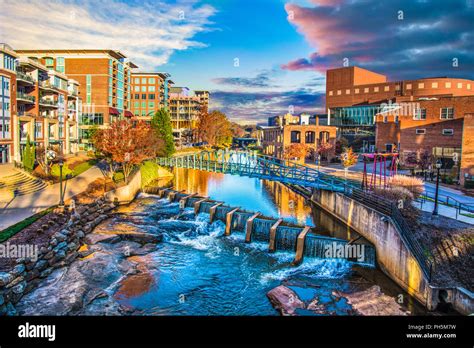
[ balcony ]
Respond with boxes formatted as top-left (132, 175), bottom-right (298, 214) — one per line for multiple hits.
top-left (39, 98), bottom-right (58, 108)
top-left (16, 71), bottom-right (36, 85)
top-left (17, 92), bottom-right (36, 104)
top-left (67, 87), bottom-right (78, 98)
top-left (39, 80), bottom-right (60, 94)
top-left (18, 111), bottom-right (37, 119)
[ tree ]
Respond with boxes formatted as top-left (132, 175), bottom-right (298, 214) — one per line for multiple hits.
top-left (335, 137), bottom-right (349, 155)
top-left (151, 108), bottom-right (175, 157)
top-left (22, 135), bottom-right (35, 171)
top-left (341, 147), bottom-right (358, 168)
top-left (230, 122), bottom-right (245, 138)
top-left (317, 142), bottom-right (334, 160)
top-left (92, 120), bottom-right (162, 183)
top-left (196, 108), bottom-right (233, 148)
top-left (284, 143), bottom-right (309, 163)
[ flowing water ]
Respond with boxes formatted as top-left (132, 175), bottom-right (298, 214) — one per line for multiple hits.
top-left (104, 167), bottom-right (427, 315)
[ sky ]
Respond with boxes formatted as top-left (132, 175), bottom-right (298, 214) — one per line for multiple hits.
top-left (1, 0), bottom-right (473, 124)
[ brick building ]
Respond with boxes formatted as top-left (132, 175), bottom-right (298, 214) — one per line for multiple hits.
top-left (130, 72), bottom-right (173, 119)
top-left (326, 66), bottom-right (474, 151)
top-left (375, 95), bottom-right (474, 185)
top-left (258, 116), bottom-right (337, 160)
top-left (15, 49), bottom-right (137, 150)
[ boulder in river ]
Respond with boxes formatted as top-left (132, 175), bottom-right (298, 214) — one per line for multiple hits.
top-left (267, 285), bottom-right (305, 316)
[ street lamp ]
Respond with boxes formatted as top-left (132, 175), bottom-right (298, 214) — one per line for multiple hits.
top-left (58, 158), bottom-right (65, 208)
top-left (317, 154), bottom-right (321, 171)
top-left (433, 158), bottom-right (442, 216)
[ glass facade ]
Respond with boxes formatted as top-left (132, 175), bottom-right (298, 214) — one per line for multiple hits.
top-left (330, 105), bottom-right (382, 126)
top-left (0, 75), bottom-right (11, 140)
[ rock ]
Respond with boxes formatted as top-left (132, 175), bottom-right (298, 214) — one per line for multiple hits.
top-left (25, 261), bottom-right (35, 271)
top-left (53, 232), bottom-right (67, 242)
top-left (39, 268), bottom-right (53, 278)
top-left (76, 231), bottom-right (85, 239)
top-left (49, 250), bottom-right (66, 266)
top-left (50, 238), bottom-right (58, 247)
top-left (5, 302), bottom-right (17, 316)
top-left (65, 252), bottom-right (79, 264)
top-left (85, 233), bottom-right (119, 245)
top-left (267, 285), bottom-right (305, 316)
top-left (39, 247), bottom-right (48, 255)
top-left (53, 241), bottom-right (68, 253)
top-left (67, 242), bottom-right (78, 252)
top-left (0, 292), bottom-right (4, 306)
top-left (25, 269), bottom-right (40, 282)
top-left (307, 298), bottom-right (326, 314)
top-left (120, 232), bottom-right (163, 245)
top-left (0, 272), bottom-right (13, 287)
top-left (6, 276), bottom-right (24, 289)
top-left (12, 264), bottom-right (25, 276)
top-left (34, 260), bottom-right (48, 272)
top-left (11, 281), bottom-right (27, 295)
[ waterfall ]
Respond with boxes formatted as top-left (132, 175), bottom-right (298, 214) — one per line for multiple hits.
top-left (251, 218), bottom-right (276, 243)
top-left (274, 226), bottom-right (301, 251)
top-left (199, 202), bottom-right (214, 214)
top-left (232, 212), bottom-right (254, 232)
top-left (215, 206), bottom-right (233, 221)
top-left (186, 197), bottom-right (201, 208)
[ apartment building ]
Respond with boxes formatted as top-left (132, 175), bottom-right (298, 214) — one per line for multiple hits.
top-left (375, 95), bottom-right (474, 185)
top-left (258, 115), bottom-right (337, 160)
top-left (326, 66), bottom-right (474, 151)
top-left (0, 44), bottom-right (81, 164)
top-left (169, 87), bottom-right (209, 144)
top-left (130, 72), bottom-right (173, 119)
top-left (15, 49), bottom-right (137, 150)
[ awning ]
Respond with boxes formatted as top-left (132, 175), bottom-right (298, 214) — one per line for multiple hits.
top-left (109, 107), bottom-right (120, 116)
top-left (125, 110), bottom-right (134, 117)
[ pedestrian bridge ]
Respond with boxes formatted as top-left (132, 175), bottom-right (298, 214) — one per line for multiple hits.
top-left (156, 150), bottom-right (351, 192)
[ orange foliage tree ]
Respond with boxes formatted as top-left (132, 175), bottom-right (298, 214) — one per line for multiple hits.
top-left (284, 143), bottom-right (309, 163)
top-left (92, 120), bottom-right (162, 183)
top-left (196, 107), bottom-right (233, 148)
top-left (341, 147), bottom-right (359, 168)
top-left (317, 142), bottom-right (334, 160)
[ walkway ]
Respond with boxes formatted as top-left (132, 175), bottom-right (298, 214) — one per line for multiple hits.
top-left (0, 164), bottom-right (104, 231)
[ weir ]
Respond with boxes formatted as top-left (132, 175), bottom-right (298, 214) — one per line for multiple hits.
top-left (157, 188), bottom-right (376, 267)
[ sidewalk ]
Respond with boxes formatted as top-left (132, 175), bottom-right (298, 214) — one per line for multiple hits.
top-left (0, 164), bottom-right (104, 231)
top-left (413, 200), bottom-right (474, 225)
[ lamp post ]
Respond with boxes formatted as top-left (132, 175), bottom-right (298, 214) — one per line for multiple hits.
top-left (317, 154), bottom-right (321, 171)
top-left (433, 158), bottom-right (442, 216)
top-left (58, 158), bottom-right (65, 208)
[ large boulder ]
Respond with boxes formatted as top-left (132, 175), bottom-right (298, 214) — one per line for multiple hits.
top-left (267, 285), bottom-right (305, 316)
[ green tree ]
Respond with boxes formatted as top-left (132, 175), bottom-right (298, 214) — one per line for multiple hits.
top-left (151, 108), bottom-right (175, 157)
top-left (22, 135), bottom-right (35, 171)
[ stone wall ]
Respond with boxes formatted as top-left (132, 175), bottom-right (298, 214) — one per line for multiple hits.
top-left (105, 169), bottom-right (142, 204)
top-left (0, 198), bottom-right (116, 315)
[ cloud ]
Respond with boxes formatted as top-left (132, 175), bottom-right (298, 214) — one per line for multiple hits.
top-left (212, 69), bottom-right (282, 88)
top-left (210, 89), bottom-right (325, 124)
top-left (283, 0), bottom-right (474, 79)
top-left (0, 0), bottom-right (216, 70)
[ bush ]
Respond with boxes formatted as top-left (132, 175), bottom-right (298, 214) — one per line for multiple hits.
top-left (113, 171), bottom-right (125, 183)
top-left (140, 160), bottom-right (160, 188)
top-left (389, 175), bottom-right (423, 198)
top-left (374, 186), bottom-right (414, 204)
top-left (50, 163), bottom-right (73, 179)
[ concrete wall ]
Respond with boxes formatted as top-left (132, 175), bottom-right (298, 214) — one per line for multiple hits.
top-left (105, 170), bottom-right (142, 204)
top-left (311, 189), bottom-right (432, 307)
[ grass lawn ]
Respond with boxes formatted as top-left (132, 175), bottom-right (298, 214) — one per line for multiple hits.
top-left (0, 207), bottom-right (54, 243)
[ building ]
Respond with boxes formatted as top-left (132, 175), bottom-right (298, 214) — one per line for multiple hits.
top-left (258, 115), bottom-right (337, 160)
top-left (326, 66), bottom-right (474, 151)
top-left (375, 95), bottom-right (474, 185)
top-left (0, 44), bottom-right (81, 164)
top-left (130, 72), bottom-right (173, 119)
top-left (169, 87), bottom-right (209, 144)
top-left (15, 49), bottom-right (137, 150)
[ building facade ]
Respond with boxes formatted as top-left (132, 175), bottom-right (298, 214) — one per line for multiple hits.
top-left (258, 116), bottom-right (337, 160)
top-left (375, 95), bottom-right (474, 185)
top-left (0, 44), bottom-right (81, 164)
top-left (326, 66), bottom-right (474, 151)
top-left (130, 72), bottom-right (172, 119)
top-left (15, 49), bottom-right (137, 150)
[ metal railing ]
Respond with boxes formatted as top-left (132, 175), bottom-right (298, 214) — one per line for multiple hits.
top-left (16, 71), bottom-right (36, 83)
top-left (17, 92), bottom-right (35, 102)
top-left (417, 192), bottom-right (474, 219)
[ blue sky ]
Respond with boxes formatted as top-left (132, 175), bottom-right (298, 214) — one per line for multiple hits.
top-left (1, 0), bottom-right (473, 124)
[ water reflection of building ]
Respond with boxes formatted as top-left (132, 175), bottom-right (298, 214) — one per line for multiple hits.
top-left (173, 167), bottom-right (224, 196)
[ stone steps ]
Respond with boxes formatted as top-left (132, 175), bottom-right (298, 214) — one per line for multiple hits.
top-left (0, 169), bottom-right (47, 200)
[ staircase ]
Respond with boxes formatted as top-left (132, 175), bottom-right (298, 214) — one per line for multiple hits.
top-left (0, 166), bottom-right (47, 202)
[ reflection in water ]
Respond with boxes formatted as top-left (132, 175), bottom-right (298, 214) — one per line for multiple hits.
top-left (172, 167), bottom-right (313, 226)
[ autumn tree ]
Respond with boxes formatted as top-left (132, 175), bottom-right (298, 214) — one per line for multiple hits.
top-left (341, 147), bottom-right (358, 168)
top-left (284, 143), bottom-right (309, 164)
top-left (151, 108), bottom-right (175, 157)
top-left (196, 108), bottom-right (233, 148)
top-left (317, 142), bottom-right (334, 160)
top-left (92, 120), bottom-right (162, 183)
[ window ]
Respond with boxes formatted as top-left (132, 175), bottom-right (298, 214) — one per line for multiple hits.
top-left (406, 84), bottom-right (412, 90)
top-left (329, 91), bottom-right (333, 96)
top-left (355, 88), bottom-right (359, 94)
top-left (56, 57), bottom-right (65, 73)
top-left (142, 78), bottom-right (147, 84)
top-left (457, 83), bottom-right (462, 89)
top-left (134, 94), bottom-right (140, 99)
top-left (364, 88), bottom-right (369, 93)
top-left (467, 84), bottom-right (471, 90)
top-left (442, 129), bottom-right (454, 136)
top-left (374, 87), bottom-right (379, 92)
top-left (345, 89), bottom-right (350, 95)
top-left (418, 83), bottom-right (424, 89)
top-left (440, 107), bottom-right (454, 119)
top-left (384, 86), bottom-right (390, 91)
top-left (134, 102), bottom-right (139, 108)
top-left (141, 102), bottom-right (146, 108)
top-left (134, 78), bottom-right (140, 84)
top-left (79, 113), bottom-right (103, 125)
top-left (142, 94), bottom-right (147, 99)
top-left (383, 115), bottom-right (388, 123)
top-left (416, 129), bottom-right (426, 135)
top-left (149, 94), bottom-right (155, 100)
top-left (134, 86), bottom-right (140, 92)
top-left (432, 82), bottom-right (438, 88)
top-left (290, 131), bottom-right (301, 143)
top-left (86, 75), bottom-right (92, 104)
top-left (45, 58), bottom-right (54, 68)
top-left (445, 82), bottom-right (451, 88)
top-left (149, 102), bottom-right (155, 108)
top-left (305, 131), bottom-right (315, 144)
top-left (149, 78), bottom-right (155, 84)
top-left (141, 86), bottom-right (146, 92)
top-left (148, 86), bottom-right (155, 92)
top-left (414, 108), bottom-right (426, 120)
top-left (337, 90), bottom-right (341, 95)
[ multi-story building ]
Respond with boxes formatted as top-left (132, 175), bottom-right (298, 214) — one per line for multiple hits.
top-left (130, 72), bottom-right (173, 119)
top-left (15, 49), bottom-right (137, 150)
top-left (0, 44), bottom-right (17, 164)
top-left (258, 115), bottom-right (337, 160)
top-left (0, 44), bottom-right (81, 164)
top-left (169, 87), bottom-right (209, 144)
top-left (326, 66), bottom-right (474, 151)
top-left (375, 95), bottom-right (474, 185)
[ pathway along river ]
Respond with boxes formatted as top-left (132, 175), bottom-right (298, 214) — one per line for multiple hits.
top-left (16, 167), bottom-right (430, 315)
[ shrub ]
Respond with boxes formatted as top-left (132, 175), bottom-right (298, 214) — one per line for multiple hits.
top-left (389, 175), bottom-right (423, 198)
top-left (374, 186), bottom-right (414, 204)
top-left (140, 160), bottom-right (160, 188)
top-left (50, 163), bottom-right (73, 179)
top-left (113, 171), bottom-right (125, 183)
